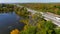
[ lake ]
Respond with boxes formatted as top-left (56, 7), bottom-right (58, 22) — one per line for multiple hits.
top-left (0, 12), bottom-right (25, 34)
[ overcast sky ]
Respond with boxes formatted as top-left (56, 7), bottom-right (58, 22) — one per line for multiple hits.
top-left (0, 0), bottom-right (60, 3)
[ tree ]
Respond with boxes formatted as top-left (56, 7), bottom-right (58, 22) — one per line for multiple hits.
top-left (15, 7), bottom-right (31, 19)
top-left (55, 28), bottom-right (60, 34)
top-left (20, 26), bottom-right (36, 34)
top-left (10, 29), bottom-right (20, 34)
top-left (57, 11), bottom-right (60, 15)
top-left (44, 21), bottom-right (56, 34)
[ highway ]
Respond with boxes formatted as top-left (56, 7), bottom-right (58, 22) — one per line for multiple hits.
top-left (15, 4), bottom-right (60, 27)
top-left (42, 13), bottom-right (60, 26)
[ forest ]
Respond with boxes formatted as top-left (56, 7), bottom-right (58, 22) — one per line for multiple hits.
top-left (13, 3), bottom-right (60, 34)
top-left (20, 3), bottom-right (60, 15)
top-left (0, 4), bottom-right (60, 34)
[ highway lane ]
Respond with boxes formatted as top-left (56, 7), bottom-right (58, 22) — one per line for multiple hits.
top-left (27, 8), bottom-right (60, 25)
top-left (27, 8), bottom-right (60, 27)
top-left (15, 4), bottom-right (60, 27)
top-left (43, 13), bottom-right (60, 22)
top-left (43, 13), bottom-right (60, 27)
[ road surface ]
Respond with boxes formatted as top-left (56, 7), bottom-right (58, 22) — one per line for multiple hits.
top-left (15, 4), bottom-right (60, 27)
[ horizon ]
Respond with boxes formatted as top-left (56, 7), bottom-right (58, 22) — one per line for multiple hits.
top-left (0, 0), bottom-right (60, 3)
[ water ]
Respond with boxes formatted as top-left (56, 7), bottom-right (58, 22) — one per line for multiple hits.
top-left (0, 12), bottom-right (25, 34)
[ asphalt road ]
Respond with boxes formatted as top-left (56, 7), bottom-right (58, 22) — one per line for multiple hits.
top-left (26, 7), bottom-right (60, 27)
top-left (42, 13), bottom-right (60, 27)
top-left (15, 4), bottom-right (60, 27)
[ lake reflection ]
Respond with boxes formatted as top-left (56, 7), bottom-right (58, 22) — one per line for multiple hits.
top-left (0, 12), bottom-right (25, 34)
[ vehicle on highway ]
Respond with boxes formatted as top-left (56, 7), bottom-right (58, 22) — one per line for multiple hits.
top-left (55, 17), bottom-right (60, 21)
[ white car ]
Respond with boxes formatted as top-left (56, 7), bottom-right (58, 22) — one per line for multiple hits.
top-left (55, 17), bottom-right (60, 21)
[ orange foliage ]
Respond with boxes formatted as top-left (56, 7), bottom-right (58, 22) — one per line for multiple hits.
top-left (10, 29), bottom-right (20, 34)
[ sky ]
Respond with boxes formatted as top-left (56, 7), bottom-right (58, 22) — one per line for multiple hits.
top-left (0, 0), bottom-right (60, 3)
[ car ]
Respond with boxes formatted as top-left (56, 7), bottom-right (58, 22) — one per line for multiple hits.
top-left (55, 17), bottom-right (60, 21)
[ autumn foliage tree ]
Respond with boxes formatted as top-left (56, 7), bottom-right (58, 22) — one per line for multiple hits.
top-left (10, 29), bottom-right (20, 34)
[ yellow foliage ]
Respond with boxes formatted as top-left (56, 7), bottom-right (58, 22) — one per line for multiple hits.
top-left (10, 29), bottom-right (20, 34)
top-left (20, 19), bottom-right (29, 25)
top-left (24, 25), bottom-right (29, 30)
top-left (36, 23), bottom-right (41, 29)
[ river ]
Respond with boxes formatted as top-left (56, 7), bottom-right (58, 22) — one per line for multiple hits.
top-left (0, 12), bottom-right (25, 34)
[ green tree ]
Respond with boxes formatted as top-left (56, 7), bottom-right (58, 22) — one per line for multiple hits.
top-left (20, 26), bottom-right (36, 34)
top-left (57, 11), bottom-right (60, 15)
top-left (55, 28), bottom-right (60, 34)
